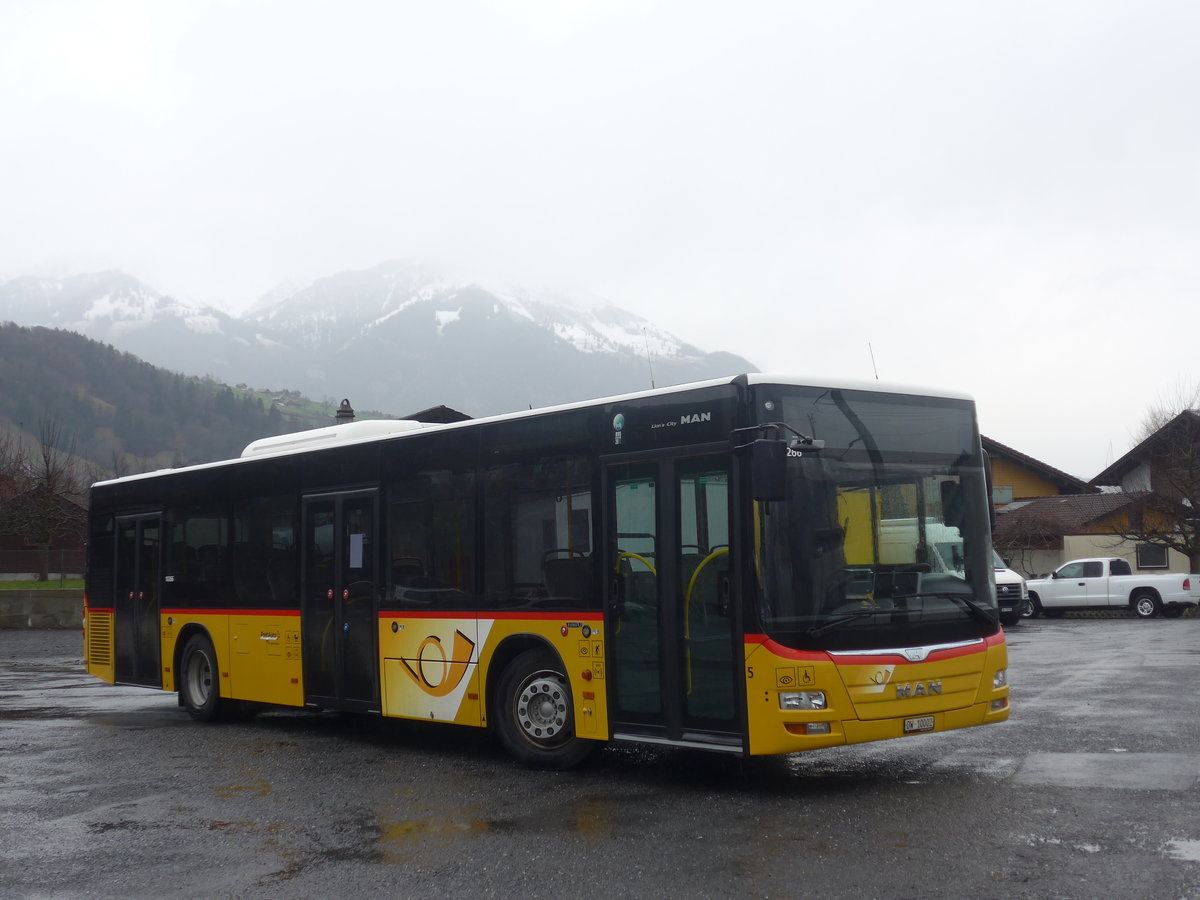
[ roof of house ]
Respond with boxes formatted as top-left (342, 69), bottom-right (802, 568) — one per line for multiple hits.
top-left (994, 491), bottom-right (1148, 540)
top-left (981, 435), bottom-right (1097, 495)
top-left (1090, 409), bottom-right (1200, 487)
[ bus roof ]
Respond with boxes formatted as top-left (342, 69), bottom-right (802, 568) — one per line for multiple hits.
top-left (91, 373), bottom-right (975, 488)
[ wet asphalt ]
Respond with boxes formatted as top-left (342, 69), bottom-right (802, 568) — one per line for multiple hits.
top-left (2, 619), bottom-right (1199, 900)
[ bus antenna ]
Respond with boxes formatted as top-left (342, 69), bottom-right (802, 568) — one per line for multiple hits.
top-left (868, 343), bottom-right (879, 380)
top-left (643, 328), bottom-right (656, 389)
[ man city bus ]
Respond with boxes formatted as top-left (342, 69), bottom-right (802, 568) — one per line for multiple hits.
top-left (83, 375), bottom-right (1009, 768)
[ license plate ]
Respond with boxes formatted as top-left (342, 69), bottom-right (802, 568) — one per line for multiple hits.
top-left (904, 715), bottom-right (935, 734)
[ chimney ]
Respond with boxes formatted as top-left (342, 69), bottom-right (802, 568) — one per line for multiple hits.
top-left (335, 398), bottom-right (355, 425)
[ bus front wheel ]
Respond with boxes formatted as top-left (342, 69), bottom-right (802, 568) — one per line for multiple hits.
top-left (494, 648), bottom-right (597, 770)
top-left (180, 633), bottom-right (222, 721)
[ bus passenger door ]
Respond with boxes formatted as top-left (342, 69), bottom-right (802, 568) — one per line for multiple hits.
top-left (113, 514), bottom-right (162, 687)
top-left (604, 454), bottom-right (739, 747)
top-left (301, 490), bottom-right (380, 709)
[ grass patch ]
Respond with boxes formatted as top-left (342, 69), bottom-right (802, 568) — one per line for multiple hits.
top-left (0, 579), bottom-right (84, 591)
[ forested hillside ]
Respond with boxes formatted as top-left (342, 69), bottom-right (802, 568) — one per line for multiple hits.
top-left (0, 323), bottom-right (334, 473)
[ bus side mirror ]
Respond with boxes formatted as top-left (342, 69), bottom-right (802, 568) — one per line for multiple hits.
top-left (750, 439), bottom-right (787, 501)
top-left (940, 481), bottom-right (964, 528)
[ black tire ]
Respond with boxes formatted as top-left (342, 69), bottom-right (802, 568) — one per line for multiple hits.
top-left (494, 648), bottom-right (598, 770)
top-left (1022, 594), bottom-right (1042, 619)
top-left (179, 633), bottom-right (222, 721)
top-left (1132, 590), bottom-right (1162, 619)
top-left (999, 608), bottom-right (1020, 627)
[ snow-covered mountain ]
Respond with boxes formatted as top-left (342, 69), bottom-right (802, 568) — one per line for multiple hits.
top-left (0, 270), bottom-right (235, 337)
top-left (0, 262), bottom-right (757, 417)
top-left (0, 270), bottom-right (262, 381)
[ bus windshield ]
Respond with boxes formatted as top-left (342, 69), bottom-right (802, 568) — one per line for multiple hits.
top-left (753, 386), bottom-right (997, 651)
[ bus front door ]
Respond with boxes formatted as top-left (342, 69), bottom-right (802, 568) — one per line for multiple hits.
top-left (301, 490), bottom-right (380, 710)
top-left (113, 514), bottom-right (162, 687)
top-left (605, 455), bottom-right (740, 748)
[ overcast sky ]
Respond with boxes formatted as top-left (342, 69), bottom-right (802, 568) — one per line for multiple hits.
top-left (2, 1), bottom-right (1197, 481)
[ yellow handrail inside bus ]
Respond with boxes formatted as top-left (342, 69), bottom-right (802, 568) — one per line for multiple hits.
top-left (614, 551), bottom-right (656, 575)
top-left (684, 547), bottom-right (729, 694)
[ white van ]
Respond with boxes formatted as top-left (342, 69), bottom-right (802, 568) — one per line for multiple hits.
top-left (991, 552), bottom-right (1027, 627)
top-left (929, 532), bottom-right (1026, 627)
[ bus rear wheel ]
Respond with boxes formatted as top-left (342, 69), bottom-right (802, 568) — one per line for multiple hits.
top-left (180, 633), bottom-right (222, 721)
top-left (494, 648), bottom-right (597, 770)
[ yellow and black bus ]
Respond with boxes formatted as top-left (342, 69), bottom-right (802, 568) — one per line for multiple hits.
top-left (83, 374), bottom-right (1009, 768)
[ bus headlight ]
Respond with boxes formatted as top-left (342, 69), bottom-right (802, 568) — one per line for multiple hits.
top-left (780, 691), bottom-right (827, 711)
top-left (993, 669), bottom-right (1008, 690)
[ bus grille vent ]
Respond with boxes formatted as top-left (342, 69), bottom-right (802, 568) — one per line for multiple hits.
top-left (88, 613), bottom-right (113, 667)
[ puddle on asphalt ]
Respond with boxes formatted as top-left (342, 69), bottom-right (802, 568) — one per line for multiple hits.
top-left (574, 797), bottom-right (613, 840)
top-left (1014, 752), bottom-right (1200, 791)
top-left (1165, 839), bottom-right (1200, 862)
top-left (1021, 835), bottom-right (1104, 854)
top-left (375, 813), bottom-right (492, 863)
top-left (215, 777), bottom-right (274, 799)
top-left (0, 707), bottom-right (68, 720)
top-left (381, 817), bottom-right (490, 842)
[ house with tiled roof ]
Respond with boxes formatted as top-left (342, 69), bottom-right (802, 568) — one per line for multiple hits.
top-left (980, 436), bottom-right (1127, 577)
top-left (993, 492), bottom-right (1149, 578)
top-left (1090, 409), bottom-right (1200, 493)
top-left (988, 408), bottom-right (1200, 577)
top-left (981, 436), bottom-right (1096, 505)
top-left (1088, 408), bottom-right (1200, 573)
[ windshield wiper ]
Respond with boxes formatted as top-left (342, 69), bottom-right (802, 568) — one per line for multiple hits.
top-left (896, 592), bottom-right (996, 628)
top-left (806, 609), bottom-right (887, 638)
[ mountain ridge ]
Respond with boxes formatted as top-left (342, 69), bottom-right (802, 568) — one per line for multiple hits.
top-left (0, 260), bottom-right (758, 419)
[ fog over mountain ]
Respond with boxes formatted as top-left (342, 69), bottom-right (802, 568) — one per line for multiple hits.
top-left (0, 261), bottom-right (757, 418)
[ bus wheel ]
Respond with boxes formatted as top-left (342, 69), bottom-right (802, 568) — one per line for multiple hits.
top-left (180, 633), bottom-right (222, 721)
top-left (1132, 591), bottom-right (1162, 619)
top-left (495, 649), bottom-right (597, 770)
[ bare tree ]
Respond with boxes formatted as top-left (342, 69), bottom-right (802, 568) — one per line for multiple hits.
top-left (1107, 387), bottom-right (1200, 572)
top-left (1135, 381), bottom-right (1200, 442)
top-left (0, 418), bottom-right (88, 580)
top-left (993, 505), bottom-right (1066, 578)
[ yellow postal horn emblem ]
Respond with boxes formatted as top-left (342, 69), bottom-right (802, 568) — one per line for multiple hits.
top-left (399, 630), bottom-right (476, 697)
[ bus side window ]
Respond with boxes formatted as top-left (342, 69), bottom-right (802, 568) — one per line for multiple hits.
top-left (167, 507), bottom-right (229, 607)
top-left (386, 469), bottom-right (476, 610)
top-left (483, 457), bottom-right (594, 611)
top-left (233, 494), bottom-right (297, 608)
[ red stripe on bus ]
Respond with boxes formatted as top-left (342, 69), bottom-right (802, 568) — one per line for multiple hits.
top-left (156, 608), bottom-right (602, 621)
top-left (745, 631), bottom-right (1002, 664)
top-left (379, 610), bottom-right (604, 622)
top-left (744, 635), bottom-right (826, 661)
top-left (160, 608), bottom-right (301, 617)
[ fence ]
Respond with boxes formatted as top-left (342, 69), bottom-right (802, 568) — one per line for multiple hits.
top-left (0, 548), bottom-right (85, 582)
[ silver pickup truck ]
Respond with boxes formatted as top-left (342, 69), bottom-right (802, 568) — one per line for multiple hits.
top-left (1025, 557), bottom-right (1200, 619)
